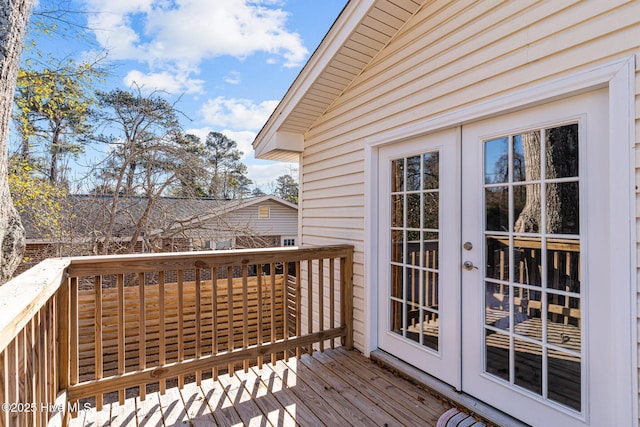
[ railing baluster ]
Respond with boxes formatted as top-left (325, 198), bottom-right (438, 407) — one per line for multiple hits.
top-left (195, 268), bottom-right (202, 385)
top-left (0, 347), bottom-right (6, 427)
top-left (117, 273), bottom-right (125, 403)
top-left (227, 266), bottom-right (234, 375)
top-left (307, 259), bottom-right (313, 355)
top-left (94, 275), bottom-right (103, 410)
top-left (257, 264), bottom-right (263, 368)
top-left (43, 301), bottom-right (50, 419)
top-left (178, 270), bottom-right (184, 388)
top-left (282, 262), bottom-right (288, 363)
top-left (138, 272), bottom-right (146, 401)
top-left (158, 271), bottom-right (166, 394)
top-left (330, 258), bottom-right (335, 350)
top-left (70, 276), bottom-right (78, 413)
top-left (17, 329), bottom-right (25, 426)
top-left (7, 341), bottom-right (16, 427)
top-left (35, 311), bottom-right (44, 427)
top-left (270, 264), bottom-right (276, 365)
top-left (242, 265), bottom-right (249, 373)
top-left (211, 267), bottom-right (218, 381)
top-left (295, 261), bottom-right (301, 359)
top-left (319, 259), bottom-right (324, 352)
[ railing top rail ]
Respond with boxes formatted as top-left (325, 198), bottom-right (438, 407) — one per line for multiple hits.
top-left (0, 258), bottom-right (70, 353)
top-left (66, 244), bottom-right (354, 276)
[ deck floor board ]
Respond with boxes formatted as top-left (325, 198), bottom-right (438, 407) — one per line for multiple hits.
top-left (67, 348), bottom-right (451, 426)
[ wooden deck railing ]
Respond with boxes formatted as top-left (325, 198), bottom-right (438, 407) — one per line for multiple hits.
top-left (0, 245), bottom-right (354, 426)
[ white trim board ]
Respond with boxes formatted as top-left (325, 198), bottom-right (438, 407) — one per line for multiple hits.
top-left (362, 56), bottom-right (637, 423)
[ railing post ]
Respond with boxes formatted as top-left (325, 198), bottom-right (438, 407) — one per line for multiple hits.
top-left (340, 247), bottom-right (354, 350)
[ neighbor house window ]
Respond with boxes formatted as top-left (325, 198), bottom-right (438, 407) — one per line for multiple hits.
top-left (259, 206), bottom-right (271, 219)
top-left (283, 238), bottom-right (296, 246)
top-left (215, 240), bottom-right (232, 250)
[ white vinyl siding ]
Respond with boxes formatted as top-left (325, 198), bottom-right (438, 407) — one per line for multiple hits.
top-left (296, 0), bottom-right (640, 373)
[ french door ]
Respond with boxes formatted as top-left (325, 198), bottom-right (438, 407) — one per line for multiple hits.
top-left (378, 89), bottom-right (620, 426)
top-left (377, 127), bottom-right (461, 388)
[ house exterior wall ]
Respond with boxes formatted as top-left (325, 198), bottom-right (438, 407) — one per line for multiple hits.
top-left (296, 0), bottom-right (640, 409)
top-left (186, 199), bottom-right (299, 248)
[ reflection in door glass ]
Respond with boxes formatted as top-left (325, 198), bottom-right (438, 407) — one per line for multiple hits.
top-left (389, 151), bottom-right (440, 351)
top-left (482, 123), bottom-right (582, 413)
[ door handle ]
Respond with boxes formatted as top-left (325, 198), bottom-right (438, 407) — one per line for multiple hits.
top-left (462, 261), bottom-right (479, 271)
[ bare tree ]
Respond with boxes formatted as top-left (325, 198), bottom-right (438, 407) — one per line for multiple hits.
top-left (0, 0), bottom-right (35, 283)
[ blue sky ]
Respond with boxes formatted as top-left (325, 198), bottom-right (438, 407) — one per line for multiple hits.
top-left (24, 0), bottom-right (348, 191)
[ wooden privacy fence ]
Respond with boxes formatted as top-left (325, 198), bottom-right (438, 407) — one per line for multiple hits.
top-left (0, 245), bottom-right (354, 426)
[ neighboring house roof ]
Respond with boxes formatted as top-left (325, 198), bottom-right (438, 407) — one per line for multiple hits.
top-left (23, 195), bottom-right (297, 242)
top-left (253, 0), bottom-right (422, 161)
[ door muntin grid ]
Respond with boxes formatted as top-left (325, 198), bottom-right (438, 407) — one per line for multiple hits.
top-left (483, 123), bottom-right (582, 412)
top-left (389, 151), bottom-right (440, 351)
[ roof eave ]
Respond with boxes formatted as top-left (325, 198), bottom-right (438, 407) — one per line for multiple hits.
top-left (253, 0), bottom-right (378, 160)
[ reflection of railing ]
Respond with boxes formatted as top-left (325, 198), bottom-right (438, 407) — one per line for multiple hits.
top-left (0, 245), bottom-right (354, 426)
top-left (486, 237), bottom-right (581, 326)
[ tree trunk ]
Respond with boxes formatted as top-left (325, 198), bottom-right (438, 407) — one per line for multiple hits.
top-left (514, 132), bottom-right (541, 233)
top-left (0, 0), bottom-right (34, 283)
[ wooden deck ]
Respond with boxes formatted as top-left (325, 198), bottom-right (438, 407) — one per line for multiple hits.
top-left (69, 348), bottom-right (452, 427)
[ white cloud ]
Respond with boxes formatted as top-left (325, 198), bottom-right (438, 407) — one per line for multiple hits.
top-left (84, 0), bottom-right (309, 67)
top-left (124, 69), bottom-right (205, 94)
top-left (247, 161), bottom-right (298, 190)
top-left (224, 71), bottom-right (241, 85)
top-left (200, 97), bottom-right (278, 131)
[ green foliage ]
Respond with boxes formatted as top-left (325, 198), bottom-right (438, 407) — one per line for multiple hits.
top-left (14, 59), bottom-right (103, 183)
top-left (8, 157), bottom-right (69, 239)
top-left (274, 174), bottom-right (298, 204)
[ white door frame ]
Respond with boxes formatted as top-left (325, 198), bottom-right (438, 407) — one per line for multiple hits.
top-left (363, 56), bottom-right (636, 423)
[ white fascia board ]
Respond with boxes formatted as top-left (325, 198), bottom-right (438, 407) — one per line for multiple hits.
top-left (253, 0), bottom-right (376, 156)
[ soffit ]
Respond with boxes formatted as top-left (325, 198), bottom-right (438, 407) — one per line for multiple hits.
top-left (254, 0), bottom-right (423, 158)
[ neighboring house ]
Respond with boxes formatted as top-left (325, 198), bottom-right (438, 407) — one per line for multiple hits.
top-left (20, 195), bottom-right (298, 272)
top-left (253, 1), bottom-right (639, 426)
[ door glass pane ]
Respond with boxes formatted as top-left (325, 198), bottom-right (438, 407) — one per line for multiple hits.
top-left (406, 230), bottom-right (420, 267)
top-left (513, 131), bottom-right (541, 182)
top-left (546, 182), bottom-right (579, 235)
top-left (423, 232), bottom-right (439, 269)
top-left (546, 296), bottom-right (581, 352)
top-left (547, 239), bottom-right (580, 292)
top-left (548, 348), bottom-right (581, 411)
top-left (388, 150), bottom-right (441, 352)
top-left (391, 195), bottom-right (403, 227)
top-left (485, 186), bottom-right (509, 231)
top-left (392, 158), bottom-right (404, 192)
top-left (512, 286), bottom-right (541, 341)
top-left (514, 338), bottom-right (542, 395)
top-left (407, 194), bottom-right (421, 228)
top-left (423, 271), bottom-right (438, 308)
top-left (485, 329), bottom-right (509, 382)
top-left (513, 184), bottom-right (541, 233)
top-left (485, 282), bottom-right (508, 328)
top-left (485, 137), bottom-right (509, 184)
top-left (486, 235), bottom-right (509, 281)
top-left (423, 192), bottom-right (439, 229)
top-left (482, 122), bottom-right (582, 413)
top-left (514, 239), bottom-right (542, 286)
top-left (423, 152), bottom-right (439, 190)
top-left (391, 230), bottom-right (403, 263)
top-left (546, 124), bottom-right (579, 179)
top-left (406, 155), bottom-right (421, 191)
top-left (422, 311), bottom-right (439, 351)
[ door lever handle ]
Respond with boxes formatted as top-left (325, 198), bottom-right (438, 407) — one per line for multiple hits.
top-left (463, 261), bottom-right (479, 271)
